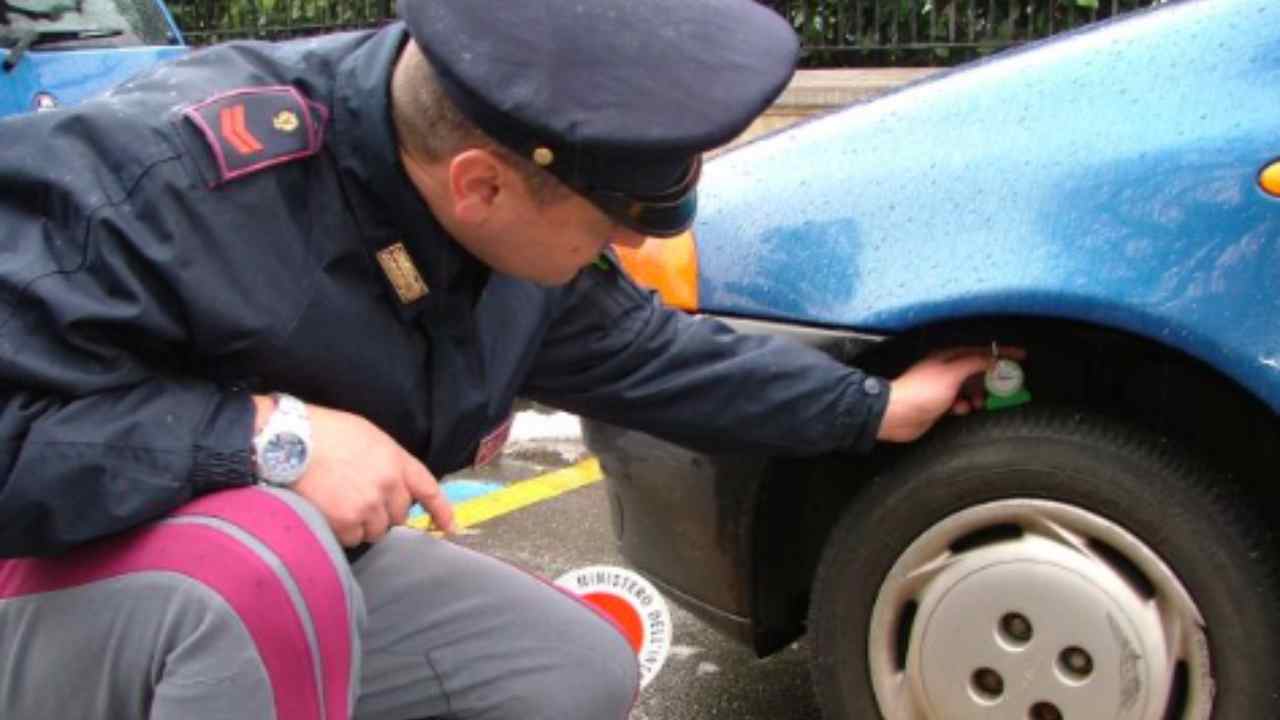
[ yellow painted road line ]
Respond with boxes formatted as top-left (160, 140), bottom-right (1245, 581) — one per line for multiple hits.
top-left (407, 457), bottom-right (603, 532)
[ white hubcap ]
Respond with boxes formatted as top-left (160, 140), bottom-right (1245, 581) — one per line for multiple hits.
top-left (867, 500), bottom-right (1214, 719)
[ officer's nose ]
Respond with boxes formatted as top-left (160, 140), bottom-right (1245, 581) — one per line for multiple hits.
top-left (610, 226), bottom-right (647, 249)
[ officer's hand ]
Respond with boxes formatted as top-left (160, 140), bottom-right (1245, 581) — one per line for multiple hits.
top-left (292, 403), bottom-right (457, 545)
top-left (876, 346), bottom-right (1027, 443)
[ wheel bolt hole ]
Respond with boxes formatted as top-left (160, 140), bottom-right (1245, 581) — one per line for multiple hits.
top-left (970, 667), bottom-right (1004, 701)
top-left (1058, 646), bottom-right (1093, 680)
top-left (1000, 612), bottom-right (1034, 646)
top-left (1030, 701), bottom-right (1063, 720)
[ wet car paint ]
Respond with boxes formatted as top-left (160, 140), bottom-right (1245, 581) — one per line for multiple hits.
top-left (1, 0), bottom-right (186, 117)
top-left (2, 45), bottom-right (186, 115)
top-left (693, 0), bottom-right (1280, 411)
top-left (585, 0), bottom-right (1280, 658)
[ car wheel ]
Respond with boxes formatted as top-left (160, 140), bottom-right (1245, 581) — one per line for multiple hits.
top-left (808, 407), bottom-right (1280, 719)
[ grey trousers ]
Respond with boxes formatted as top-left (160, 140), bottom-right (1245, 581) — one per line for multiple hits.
top-left (0, 486), bottom-right (638, 720)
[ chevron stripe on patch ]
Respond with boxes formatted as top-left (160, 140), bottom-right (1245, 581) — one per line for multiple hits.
top-left (183, 85), bottom-right (328, 185)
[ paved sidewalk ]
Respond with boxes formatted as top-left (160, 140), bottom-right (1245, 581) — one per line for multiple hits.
top-left (454, 481), bottom-right (822, 720)
top-left (431, 407), bottom-right (588, 507)
top-left (730, 67), bottom-right (943, 148)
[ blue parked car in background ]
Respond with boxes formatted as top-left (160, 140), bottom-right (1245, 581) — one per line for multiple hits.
top-left (1, 0), bottom-right (185, 117)
top-left (591, 0), bottom-right (1280, 717)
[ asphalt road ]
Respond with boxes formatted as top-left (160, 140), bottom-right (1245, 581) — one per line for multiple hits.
top-left (451, 480), bottom-right (825, 720)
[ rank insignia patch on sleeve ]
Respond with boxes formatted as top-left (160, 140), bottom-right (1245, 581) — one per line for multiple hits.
top-left (182, 85), bottom-right (329, 185)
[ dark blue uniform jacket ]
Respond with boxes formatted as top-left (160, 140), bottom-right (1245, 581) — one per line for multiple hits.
top-left (0, 24), bottom-right (888, 557)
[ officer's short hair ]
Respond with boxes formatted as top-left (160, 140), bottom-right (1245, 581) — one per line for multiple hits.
top-left (392, 44), bottom-right (569, 205)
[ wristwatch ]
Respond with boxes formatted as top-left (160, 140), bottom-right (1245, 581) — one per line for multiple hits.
top-left (252, 393), bottom-right (312, 486)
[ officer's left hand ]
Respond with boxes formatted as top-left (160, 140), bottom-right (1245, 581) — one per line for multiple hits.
top-left (876, 346), bottom-right (1027, 443)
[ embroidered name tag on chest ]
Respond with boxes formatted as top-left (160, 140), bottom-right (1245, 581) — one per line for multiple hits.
top-left (182, 85), bottom-right (328, 185)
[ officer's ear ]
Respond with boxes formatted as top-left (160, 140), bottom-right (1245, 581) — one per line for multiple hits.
top-left (449, 149), bottom-right (505, 226)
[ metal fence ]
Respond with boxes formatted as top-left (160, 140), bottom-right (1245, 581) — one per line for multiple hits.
top-left (168, 0), bottom-right (396, 45)
top-left (168, 0), bottom-right (1166, 66)
top-left (769, 0), bottom-right (1165, 64)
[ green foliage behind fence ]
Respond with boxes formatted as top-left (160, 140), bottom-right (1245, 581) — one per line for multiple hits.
top-left (168, 0), bottom-right (1165, 66)
top-left (770, 0), bottom-right (1165, 65)
top-left (169, 0), bottom-right (393, 44)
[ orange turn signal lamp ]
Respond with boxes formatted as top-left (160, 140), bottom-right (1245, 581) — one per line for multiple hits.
top-left (613, 231), bottom-right (700, 312)
top-left (1262, 160), bottom-right (1280, 198)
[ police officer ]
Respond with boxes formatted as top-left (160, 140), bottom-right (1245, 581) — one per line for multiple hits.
top-left (0, 0), bottom-right (1003, 718)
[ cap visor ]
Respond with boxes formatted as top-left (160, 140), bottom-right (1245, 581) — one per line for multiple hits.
top-left (616, 190), bottom-right (697, 238)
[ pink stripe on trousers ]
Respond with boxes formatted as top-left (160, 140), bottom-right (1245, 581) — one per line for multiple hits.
top-left (0, 521), bottom-right (320, 720)
top-left (177, 489), bottom-right (352, 720)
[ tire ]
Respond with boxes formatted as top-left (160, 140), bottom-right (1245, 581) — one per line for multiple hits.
top-left (808, 406), bottom-right (1280, 720)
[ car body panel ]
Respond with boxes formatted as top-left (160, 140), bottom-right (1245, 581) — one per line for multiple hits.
top-left (586, 419), bottom-right (764, 641)
top-left (587, 319), bottom-right (885, 653)
top-left (694, 0), bottom-right (1280, 412)
top-left (587, 0), bottom-right (1280, 657)
top-left (2, 45), bottom-right (186, 114)
top-left (2, 0), bottom-right (185, 117)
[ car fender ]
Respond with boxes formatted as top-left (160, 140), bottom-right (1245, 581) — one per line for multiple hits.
top-left (2, 46), bottom-right (188, 116)
top-left (694, 0), bottom-right (1280, 411)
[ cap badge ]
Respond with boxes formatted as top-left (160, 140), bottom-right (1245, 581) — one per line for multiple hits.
top-left (273, 110), bottom-right (300, 133)
top-left (376, 242), bottom-right (430, 304)
top-left (532, 147), bottom-right (555, 167)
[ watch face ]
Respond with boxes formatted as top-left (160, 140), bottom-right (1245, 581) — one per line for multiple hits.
top-left (262, 432), bottom-right (309, 481)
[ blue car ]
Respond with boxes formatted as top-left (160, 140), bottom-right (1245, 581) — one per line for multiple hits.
top-left (586, 0), bottom-right (1280, 717)
top-left (1, 0), bottom-right (186, 117)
